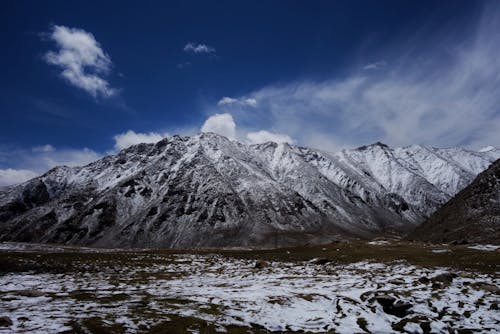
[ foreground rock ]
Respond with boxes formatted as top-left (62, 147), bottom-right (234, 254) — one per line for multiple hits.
top-left (375, 295), bottom-right (413, 318)
top-left (431, 272), bottom-right (457, 284)
top-left (254, 260), bottom-right (269, 269)
top-left (0, 316), bottom-right (12, 327)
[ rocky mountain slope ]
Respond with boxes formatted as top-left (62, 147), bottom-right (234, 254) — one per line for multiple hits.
top-left (410, 158), bottom-right (500, 243)
top-left (0, 133), bottom-right (497, 248)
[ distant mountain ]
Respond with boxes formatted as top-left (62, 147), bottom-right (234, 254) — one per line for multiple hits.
top-left (0, 133), bottom-right (497, 248)
top-left (409, 158), bottom-right (500, 244)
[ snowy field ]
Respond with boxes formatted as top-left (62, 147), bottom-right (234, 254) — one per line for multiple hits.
top-left (0, 242), bottom-right (499, 333)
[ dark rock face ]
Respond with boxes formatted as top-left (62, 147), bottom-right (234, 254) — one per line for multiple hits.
top-left (254, 260), bottom-right (269, 269)
top-left (0, 134), bottom-right (497, 248)
top-left (409, 159), bottom-right (500, 244)
top-left (0, 316), bottom-right (13, 327)
top-left (375, 295), bottom-right (413, 318)
top-left (22, 180), bottom-right (50, 207)
top-left (431, 273), bottom-right (457, 284)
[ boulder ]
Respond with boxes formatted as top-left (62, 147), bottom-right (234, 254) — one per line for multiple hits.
top-left (431, 273), bottom-right (456, 284)
top-left (376, 295), bottom-right (413, 318)
top-left (254, 260), bottom-right (269, 269)
top-left (18, 289), bottom-right (44, 298)
top-left (470, 282), bottom-right (499, 293)
top-left (0, 316), bottom-right (12, 327)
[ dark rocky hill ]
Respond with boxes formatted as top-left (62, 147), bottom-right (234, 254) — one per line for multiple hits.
top-left (410, 159), bottom-right (500, 244)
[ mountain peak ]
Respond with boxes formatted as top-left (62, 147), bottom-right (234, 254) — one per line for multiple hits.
top-left (198, 132), bottom-right (232, 140)
top-left (356, 141), bottom-right (390, 151)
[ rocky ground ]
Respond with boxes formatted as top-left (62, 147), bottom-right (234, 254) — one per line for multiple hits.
top-left (0, 241), bottom-right (499, 333)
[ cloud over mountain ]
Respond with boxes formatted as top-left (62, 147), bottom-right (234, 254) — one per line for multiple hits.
top-left (201, 113), bottom-right (236, 139)
top-left (219, 4), bottom-right (500, 151)
top-left (113, 130), bottom-right (166, 150)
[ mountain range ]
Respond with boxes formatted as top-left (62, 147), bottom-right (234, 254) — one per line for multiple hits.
top-left (0, 133), bottom-right (498, 248)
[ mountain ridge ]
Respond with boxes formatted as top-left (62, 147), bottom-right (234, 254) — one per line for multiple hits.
top-left (0, 133), bottom-right (498, 248)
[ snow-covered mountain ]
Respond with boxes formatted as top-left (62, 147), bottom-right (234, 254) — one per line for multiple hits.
top-left (0, 133), bottom-right (498, 248)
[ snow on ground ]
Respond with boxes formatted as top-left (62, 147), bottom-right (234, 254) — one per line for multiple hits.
top-left (0, 245), bottom-right (499, 333)
top-left (367, 240), bottom-right (391, 245)
top-left (468, 244), bottom-right (500, 251)
top-left (431, 249), bottom-right (452, 253)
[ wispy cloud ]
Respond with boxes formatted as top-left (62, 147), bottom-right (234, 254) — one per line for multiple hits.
top-left (43, 25), bottom-right (117, 98)
top-left (36, 147), bottom-right (101, 169)
top-left (217, 3), bottom-right (500, 151)
top-left (217, 97), bottom-right (257, 107)
top-left (183, 42), bottom-right (216, 54)
top-left (363, 61), bottom-right (387, 70)
top-left (246, 130), bottom-right (294, 145)
top-left (0, 169), bottom-right (39, 187)
top-left (32, 144), bottom-right (55, 153)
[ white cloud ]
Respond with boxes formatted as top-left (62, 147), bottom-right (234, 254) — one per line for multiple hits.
top-left (183, 42), bottom-right (216, 54)
top-left (217, 97), bottom-right (257, 107)
top-left (246, 130), bottom-right (295, 145)
top-left (32, 144), bottom-right (55, 152)
top-left (363, 61), bottom-right (387, 70)
top-left (113, 130), bottom-right (166, 150)
top-left (201, 113), bottom-right (236, 139)
top-left (244, 98), bottom-right (258, 107)
top-left (217, 97), bottom-right (238, 105)
top-left (200, 112), bottom-right (295, 144)
top-left (0, 169), bottom-right (39, 187)
top-left (43, 25), bottom-right (116, 98)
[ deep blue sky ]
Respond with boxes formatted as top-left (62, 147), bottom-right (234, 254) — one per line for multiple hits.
top-left (1, 0), bottom-right (498, 185)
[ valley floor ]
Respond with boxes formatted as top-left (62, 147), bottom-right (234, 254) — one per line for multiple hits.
top-left (0, 241), bottom-right (499, 333)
